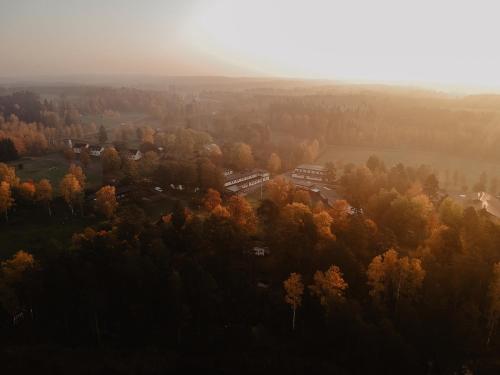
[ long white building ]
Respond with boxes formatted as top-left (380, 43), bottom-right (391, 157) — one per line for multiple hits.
top-left (225, 169), bottom-right (270, 193)
top-left (292, 164), bottom-right (328, 182)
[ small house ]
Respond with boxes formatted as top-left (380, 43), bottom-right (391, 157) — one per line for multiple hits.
top-left (127, 149), bottom-right (142, 161)
top-left (72, 142), bottom-right (89, 154)
top-left (88, 144), bottom-right (104, 157)
top-left (252, 246), bottom-right (270, 256)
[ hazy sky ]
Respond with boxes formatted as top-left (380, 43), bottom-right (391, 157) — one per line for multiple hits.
top-left (1, 0), bottom-right (500, 89)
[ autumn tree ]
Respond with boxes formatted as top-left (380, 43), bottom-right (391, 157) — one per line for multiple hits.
top-left (171, 128), bottom-right (194, 156)
top-left (0, 162), bottom-right (19, 187)
top-left (18, 181), bottom-right (36, 204)
top-left (266, 176), bottom-right (293, 207)
top-left (35, 179), bottom-right (53, 215)
top-left (328, 199), bottom-right (351, 232)
top-left (367, 248), bottom-right (425, 309)
top-left (309, 265), bottom-right (348, 313)
top-left (60, 174), bottom-right (83, 215)
top-left (313, 211), bottom-right (335, 241)
top-left (275, 203), bottom-right (316, 267)
top-left (69, 164), bottom-right (86, 189)
top-left (339, 165), bottom-right (376, 206)
top-left (102, 147), bottom-right (121, 173)
top-left (95, 185), bottom-right (118, 219)
top-left (198, 158), bottom-right (224, 191)
top-left (230, 142), bottom-right (254, 171)
top-left (227, 195), bottom-right (257, 233)
top-left (202, 188), bottom-right (222, 211)
top-left (141, 126), bottom-right (155, 144)
top-left (0, 181), bottom-right (13, 221)
top-left (384, 194), bottom-right (433, 248)
top-left (284, 272), bottom-right (304, 330)
top-left (211, 204), bottom-right (230, 219)
top-left (98, 124), bottom-right (108, 143)
top-left (292, 189), bottom-right (312, 207)
top-left (324, 161), bottom-right (337, 184)
top-left (366, 155), bottom-right (386, 173)
top-left (140, 151), bottom-right (160, 176)
top-left (423, 173), bottom-right (439, 199)
top-left (80, 147), bottom-right (90, 169)
top-left (121, 156), bottom-right (139, 182)
top-left (0, 250), bottom-right (35, 314)
top-left (438, 197), bottom-right (463, 229)
top-left (267, 152), bottom-right (282, 173)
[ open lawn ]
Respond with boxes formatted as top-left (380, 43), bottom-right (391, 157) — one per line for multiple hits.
top-left (8, 153), bottom-right (102, 193)
top-left (0, 201), bottom-right (98, 259)
top-left (318, 144), bottom-right (500, 189)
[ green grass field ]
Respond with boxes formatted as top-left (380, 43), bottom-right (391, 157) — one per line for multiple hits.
top-left (8, 153), bottom-right (102, 193)
top-left (0, 204), bottom-right (97, 259)
top-left (318, 144), bottom-right (500, 189)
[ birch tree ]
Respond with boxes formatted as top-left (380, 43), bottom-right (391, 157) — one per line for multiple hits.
top-left (0, 181), bottom-right (13, 221)
top-left (284, 272), bottom-right (304, 330)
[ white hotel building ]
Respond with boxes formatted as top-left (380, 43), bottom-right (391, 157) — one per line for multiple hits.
top-left (292, 164), bottom-right (328, 183)
top-left (224, 169), bottom-right (270, 193)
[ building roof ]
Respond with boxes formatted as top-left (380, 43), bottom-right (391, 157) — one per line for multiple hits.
top-left (296, 164), bottom-right (327, 172)
top-left (477, 192), bottom-right (500, 218)
top-left (225, 169), bottom-right (268, 183)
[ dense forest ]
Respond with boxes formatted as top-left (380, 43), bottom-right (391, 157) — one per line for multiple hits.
top-left (1, 84), bottom-right (500, 374)
top-left (2, 157), bottom-right (500, 374)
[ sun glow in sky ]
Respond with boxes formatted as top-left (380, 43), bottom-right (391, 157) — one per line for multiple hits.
top-left (1, 0), bottom-right (500, 89)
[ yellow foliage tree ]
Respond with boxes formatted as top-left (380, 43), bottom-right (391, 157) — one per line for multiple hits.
top-left (313, 211), bottom-right (336, 241)
top-left (284, 272), bottom-right (304, 330)
top-left (309, 265), bottom-right (348, 312)
top-left (102, 147), bottom-right (121, 172)
top-left (203, 188), bottom-right (222, 212)
top-left (211, 204), bottom-right (230, 219)
top-left (0, 250), bottom-right (35, 314)
top-left (293, 189), bottom-right (312, 207)
top-left (60, 174), bottom-right (83, 215)
top-left (227, 195), bottom-right (257, 233)
top-left (266, 176), bottom-right (293, 207)
top-left (69, 164), bottom-right (86, 189)
top-left (0, 181), bottom-right (13, 221)
top-left (267, 152), bottom-right (282, 173)
top-left (0, 162), bottom-right (19, 187)
top-left (18, 181), bottom-right (36, 203)
top-left (367, 248), bottom-right (425, 308)
top-left (95, 185), bottom-right (118, 219)
top-left (230, 142), bottom-right (254, 171)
